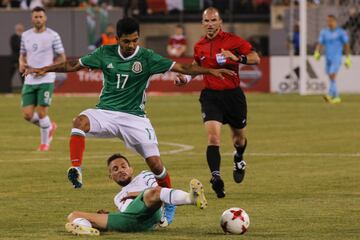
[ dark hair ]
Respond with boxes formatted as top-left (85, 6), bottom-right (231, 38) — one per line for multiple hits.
top-left (107, 153), bottom-right (130, 166)
top-left (116, 17), bottom-right (139, 38)
top-left (32, 6), bottom-right (46, 13)
top-left (328, 14), bottom-right (337, 20)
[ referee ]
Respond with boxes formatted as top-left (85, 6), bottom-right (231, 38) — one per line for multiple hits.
top-left (183, 7), bottom-right (260, 198)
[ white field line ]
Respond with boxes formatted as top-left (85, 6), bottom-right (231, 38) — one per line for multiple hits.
top-left (1, 150), bottom-right (359, 163)
top-left (185, 152), bottom-right (360, 157)
top-left (0, 139), bottom-right (194, 162)
top-left (0, 136), bottom-right (359, 162)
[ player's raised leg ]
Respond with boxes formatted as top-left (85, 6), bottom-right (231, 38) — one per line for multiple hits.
top-left (144, 181), bottom-right (207, 210)
top-left (68, 115), bottom-right (89, 188)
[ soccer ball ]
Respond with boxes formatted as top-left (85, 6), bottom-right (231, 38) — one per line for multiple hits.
top-left (73, 218), bottom-right (92, 228)
top-left (220, 208), bottom-right (250, 234)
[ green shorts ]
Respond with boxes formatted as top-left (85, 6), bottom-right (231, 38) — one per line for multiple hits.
top-left (107, 191), bottom-right (161, 232)
top-left (21, 83), bottom-right (54, 107)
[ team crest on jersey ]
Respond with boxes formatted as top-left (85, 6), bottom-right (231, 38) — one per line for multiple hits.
top-left (132, 61), bottom-right (142, 73)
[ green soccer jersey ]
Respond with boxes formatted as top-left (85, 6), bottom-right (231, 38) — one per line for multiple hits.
top-left (79, 45), bottom-right (174, 116)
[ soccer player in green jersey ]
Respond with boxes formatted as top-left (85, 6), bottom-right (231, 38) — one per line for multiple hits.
top-left (25, 17), bottom-right (233, 224)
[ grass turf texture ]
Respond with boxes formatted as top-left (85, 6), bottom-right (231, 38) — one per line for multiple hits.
top-left (0, 93), bottom-right (359, 239)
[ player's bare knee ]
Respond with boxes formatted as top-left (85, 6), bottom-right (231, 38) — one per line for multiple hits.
top-left (208, 134), bottom-right (220, 145)
top-left (23, 113), bottom-right (32, 122)
top-left (144, 187), bottom-right (162, 207)
top-left (72, 115), bottom-right (90, 131)
top-left (148, 187), bottom-right (161, 199)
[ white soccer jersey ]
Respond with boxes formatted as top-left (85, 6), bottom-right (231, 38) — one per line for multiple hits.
top-left (113, 171), bottom-right (158, 212)
top-left (20, 28), bottom-right (64, 85)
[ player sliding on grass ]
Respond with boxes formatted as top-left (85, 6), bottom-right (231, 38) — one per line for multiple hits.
top-left (25, 17), bottom-right (233, 225)
top-left (65, 153), bottom-right (207, 236)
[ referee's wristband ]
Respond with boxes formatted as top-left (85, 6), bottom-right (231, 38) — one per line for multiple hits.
top-left (238, 55), bottom-right (248, 64)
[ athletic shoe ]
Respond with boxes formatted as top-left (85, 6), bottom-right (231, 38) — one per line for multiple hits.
top-left (158, 205), bottom-right (169, 227)
top-left (233, 153), bottom-right (247, 183)
top-left (210, 175), bottom-right (225, 198)
top-left (48, 122), bottom-right (57, 144)
top-left (67, 167), bottom-right (82, 188)
top-left (189, 178), bottom-right (207, 209)
top-left (65, 223), bottom-right (100, 236)
top-left (323, 95), bottom-right (332, 103)
top-left (163, 203), bottom-right (176, 224)
top-left (330, 97), bottom-right (341, 104)
top-left (37, 144), bottom-right (49, 152)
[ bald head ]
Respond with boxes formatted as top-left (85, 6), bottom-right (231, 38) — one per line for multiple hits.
top-left (202, 7), bottom-right (222, 39)
top-left (202, 7), bottom-right (221, 19)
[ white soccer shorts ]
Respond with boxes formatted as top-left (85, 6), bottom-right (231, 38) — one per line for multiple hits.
top-left (80, 109), bottom-right (160, 158)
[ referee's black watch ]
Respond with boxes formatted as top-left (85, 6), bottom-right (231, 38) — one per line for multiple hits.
top-left (238, 55), bottom-right (248, 64)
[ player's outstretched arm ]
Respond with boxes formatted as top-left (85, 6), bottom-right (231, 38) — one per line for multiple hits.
top-left (24, 59), bottom-right (84, 77)
top-left (173, 60), bottom-right (198, 86)
top-left (171, 62), bottom-right (235, 79)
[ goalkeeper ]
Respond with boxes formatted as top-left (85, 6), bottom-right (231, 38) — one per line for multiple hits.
top-left (314, 15), bottom-right (351, 104)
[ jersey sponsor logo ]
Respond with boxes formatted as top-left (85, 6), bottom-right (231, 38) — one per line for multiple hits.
top-left (132, 61), bottom-right (142, 74)
top-left (107, 63), bottom-right (114, 69)
top-left (216, 53), bottom-right (226, 65)
top-left (276, 59), bottom-right (326, 93)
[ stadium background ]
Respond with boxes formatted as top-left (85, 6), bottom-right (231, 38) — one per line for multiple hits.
top-left (0, 1), bottom-right (359, 239)
top-left (1, 1), bottom-right (360, 94)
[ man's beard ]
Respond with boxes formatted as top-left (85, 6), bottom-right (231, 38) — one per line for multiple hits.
top-left (116, 177), bottom-right (132, 187)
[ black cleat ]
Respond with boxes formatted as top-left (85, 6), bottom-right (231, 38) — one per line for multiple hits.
top-left (233, 154), bottom-right (246, 183)
top-left (210, 176), bottom-right (225, 198)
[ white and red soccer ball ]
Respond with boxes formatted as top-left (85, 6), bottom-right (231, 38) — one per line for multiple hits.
top-left (220, 208), bottom-right (250, 234)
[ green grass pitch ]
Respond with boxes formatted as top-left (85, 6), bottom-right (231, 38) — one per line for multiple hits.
top-left (0, 93), bottom-right (359, 239)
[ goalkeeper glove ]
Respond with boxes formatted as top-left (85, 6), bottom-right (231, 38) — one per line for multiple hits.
top-left (344, 55), bottom-right (352, 68)
top-left (313, 50), bottom-right (321, 61)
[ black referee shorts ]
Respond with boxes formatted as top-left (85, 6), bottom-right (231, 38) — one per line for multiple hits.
top-left (199, 87), bottom-right (247, 129)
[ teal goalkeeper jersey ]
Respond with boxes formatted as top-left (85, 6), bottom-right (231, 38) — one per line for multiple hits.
top-left (79, 45), bottom-right (174, 116)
